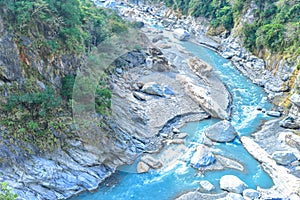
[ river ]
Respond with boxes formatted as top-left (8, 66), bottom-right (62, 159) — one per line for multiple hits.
top-left (72, 40), bottom-right (275, 199)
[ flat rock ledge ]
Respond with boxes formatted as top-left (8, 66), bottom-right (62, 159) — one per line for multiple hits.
top-left (241, 136), bottom-right (300, 199)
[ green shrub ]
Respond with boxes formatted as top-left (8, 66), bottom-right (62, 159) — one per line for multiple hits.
top-left (0, 182), bottom-right (17, 200)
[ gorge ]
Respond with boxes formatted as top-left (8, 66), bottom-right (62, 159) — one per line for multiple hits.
top-left (0, 0), bottom-right (299, 199)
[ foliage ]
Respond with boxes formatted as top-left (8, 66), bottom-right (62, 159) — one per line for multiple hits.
top-left (0, 0), bottom-right (128, 53)
top-left (0, 182), bottom-right (17, 200)
top-left (1, 84), bottom-right (67, 151)
top-left (162, 0), bottom-right (234, 30)
top-left (239, 0), bottom-right (300, 55)
top-left (61, 75), bottom-right (76, 101)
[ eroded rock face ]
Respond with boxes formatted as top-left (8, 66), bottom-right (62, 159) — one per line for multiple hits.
top-left (0, 34), bottom-right (22, 81)
top-left (220, 175), bottom-right (248, 194)
top-left (205, 120), bottom-right (237, 143)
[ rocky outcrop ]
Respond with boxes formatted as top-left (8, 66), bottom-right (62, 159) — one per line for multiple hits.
top-left (0, 34), bottom-right (22, 82)
top-left (220, 175), bottom-right (248, 194)
top-left (204, 120), bottom-right (237, 143)
top-left (177, 75), bottom-right (231, 119)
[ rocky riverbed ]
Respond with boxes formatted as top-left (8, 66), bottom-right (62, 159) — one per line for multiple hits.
top-left (115, 0), bottom-right (300, 199)
top-left (0, 0), bottom-right (299, 199)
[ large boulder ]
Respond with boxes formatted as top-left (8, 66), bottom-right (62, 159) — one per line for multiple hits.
top-left (141, 82), bottom-right (164, 97)
top-left (220, 175), bottom-right (248, 194)
top-left (173, 28), bottom-right (190, 41)
top-left (205, 120), bottom-right (237, 143)
top-left (272, 151), bottom-right (298, 165)
top-left (191, 144), bottom-right (215, 168)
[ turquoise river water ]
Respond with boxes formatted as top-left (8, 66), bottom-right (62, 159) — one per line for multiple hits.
top-left (73, 41), bottom-right (275, 200)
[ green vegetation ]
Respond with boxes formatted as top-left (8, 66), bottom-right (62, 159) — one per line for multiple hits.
top-left (0, 182), bottom-right (17, 200)
top-left (239, 0), bottom-right (300, 55)
top-left (161, 0), bottom-right (299, 56)
top-left (0, 0), bottom-right (128, 54)
top-left (163, 0), bottom-right (234, 30)
top-left (0, 0), bottom-right (124, 152)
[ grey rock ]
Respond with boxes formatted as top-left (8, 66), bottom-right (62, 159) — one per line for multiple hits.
top-left (133, 92), bottom-right (146, 101)
top-left (272, 151), bottom-right (298, 165)
top-left (141, 82), bottom-right (164, 97)
top-left (173, 28), bottom-right (190, 41)
top-left (115, 68), bottom-right (123, 74)
top-left (205, 120), bottom-right (237, 143)
top-left (152, 35), bottom-right (164, 43)
top-left (226, 193), bottom-right (244, 200)
top-left (191, 145), bottom-right (215, 168)
top-left (199, 180), bottom-right (215, 192)
top-left (242, 188), bottom-right (260, 199)
top-left (290, 94), bottom-right (300, 107)
top-left (176, 132), bottom-right (188, 139)
top-left (266, 111), bottom-right (281, 117)
top-left (140, 155), bottom-right (162, 169)
top-left (220, 175), bottom-right (248, 194)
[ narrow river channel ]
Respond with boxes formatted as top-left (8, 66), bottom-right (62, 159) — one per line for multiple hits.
top-left (74, 41), bottom-right (275, 200)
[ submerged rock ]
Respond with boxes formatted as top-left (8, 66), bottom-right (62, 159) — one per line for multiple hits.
top-left (199, 180), bottom-right (215, 192)
top-left (141, 82), bottom-right (164, 97)
top-left (137, 161), bottom-right (150, 173)
top-left (220, 175), bottom-right (248, 194)
top-left (272, 151), bottom-right (298, 166)
top-left (205, 120), bottom-right (237, 143)
top-left (191, 145), bottom-right (215, 168)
